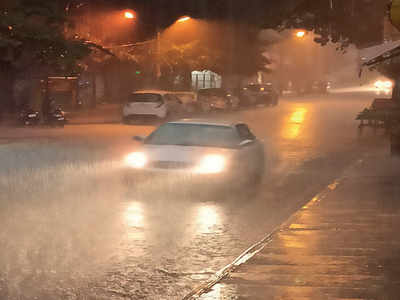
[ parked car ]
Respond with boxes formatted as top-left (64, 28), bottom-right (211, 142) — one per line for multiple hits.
top-left (125, 119), bottom-right (265, 186)
top-left (240, 83), bottom-right (279, 106)
top-left (197, 88), bottom-right (239, 112)
top-left (169, 91), bottom-right (198, 113)
top-left (310, 80), bottom-right (329, 94)
top-left (296, 80), bottom-right (329, 95)
top-left (122, 91), bottom-right (168, 122)
top-left (122, 90), bottom-right (201, 123)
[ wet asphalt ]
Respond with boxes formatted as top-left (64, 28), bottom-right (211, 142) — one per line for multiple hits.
top-left (0, 93), bottom-right (387, 299)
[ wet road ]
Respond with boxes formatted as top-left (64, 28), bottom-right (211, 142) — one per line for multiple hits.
top-left (0, 93), bottom-right (385, 299)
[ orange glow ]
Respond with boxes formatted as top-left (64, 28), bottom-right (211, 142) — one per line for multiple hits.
top-left (124, 11), bottom-right (135, 19)
top-left (290, 108), bottom-right (307, 124)
top-left (282, 108), bottom-right (308, 139)
top-left (196, 205), bottom-right (220, 234)
top-left (177, 16), bottom-right (191, 23)
top-left (296, 31), bottom-right (306, 38)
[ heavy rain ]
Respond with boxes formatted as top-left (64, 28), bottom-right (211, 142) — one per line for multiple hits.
top-left (0, 1), bottom-right (399, 299)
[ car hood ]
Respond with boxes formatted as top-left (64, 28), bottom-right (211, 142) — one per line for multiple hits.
top-left (141, 144), bottom-right (237, 163)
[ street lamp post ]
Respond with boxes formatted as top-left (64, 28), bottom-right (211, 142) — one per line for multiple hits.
top-left (123, 12), bottom-right (191, 83)
top-left (155, 29), bottom-right (161, 80)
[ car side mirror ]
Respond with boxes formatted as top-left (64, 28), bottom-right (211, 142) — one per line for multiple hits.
top-left (239, 139), bottom-right (253, 147)
top-left (132, 136), bottom-right (145, 142)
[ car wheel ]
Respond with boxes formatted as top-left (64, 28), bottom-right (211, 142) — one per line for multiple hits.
top-left (122, 116), bottom-right (130, 124)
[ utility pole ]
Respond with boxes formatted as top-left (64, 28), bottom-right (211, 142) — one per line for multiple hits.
top-left (155, 30), bottom-right (161, 82)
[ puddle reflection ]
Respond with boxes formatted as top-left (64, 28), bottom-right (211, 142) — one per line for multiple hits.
top-left (196, 205), bottom-right (220, 234)
top-left (124, 201), bottom-right (145, 228)
top-left (282, 107), bottom-right (308, 140)
top-left (201, 283), bottom-right (238, 299)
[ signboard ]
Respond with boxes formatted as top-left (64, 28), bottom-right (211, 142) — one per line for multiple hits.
top-left (48, 77), bottom-right (77, 92)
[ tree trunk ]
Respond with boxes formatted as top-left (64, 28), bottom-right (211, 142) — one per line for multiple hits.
top-left (183, 69), bottom-right (192, 91)
top-left (393, 77), bottom-right (400, 107)
top-left (91, 72), bottom-right (97, 108)
top-left (0, 66), bottom-right (15, 114)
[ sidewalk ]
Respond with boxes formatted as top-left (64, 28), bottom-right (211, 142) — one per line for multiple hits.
top-left (65, 104), bottom-right (122, 124)
top-left (0, 104), bottom-right (122, 126)
top-left (201, 154), bottom-right (400, 299)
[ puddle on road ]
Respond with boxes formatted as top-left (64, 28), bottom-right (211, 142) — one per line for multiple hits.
top-left (282, 107), bottom-right (308, 140)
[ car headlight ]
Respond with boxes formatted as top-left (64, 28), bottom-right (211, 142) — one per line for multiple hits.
top-left (375, 80), bottom-right (393, 90)
top-left (374, 80), bottom-right (383, 89)
top-left (384, 81), bottom-right (393, 88)
top-left (195, 154), bottom-right (226, 174)
top-left (125, 152), bottom-right (147, 168)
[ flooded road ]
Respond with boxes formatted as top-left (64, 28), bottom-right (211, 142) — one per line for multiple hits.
top-left (0, 94), bottom-right (386, 299)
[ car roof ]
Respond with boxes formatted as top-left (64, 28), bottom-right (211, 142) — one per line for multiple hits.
top-left (133, 90), bottom-right (196, 96)
top-left (246, 83), bottom-right (273, 87)
top-left (198, 88), bottom-right (225, 92)
top-left (167, 118), bottom-right (240, 127)
top-left (133, 90), bottom-right (169, 95)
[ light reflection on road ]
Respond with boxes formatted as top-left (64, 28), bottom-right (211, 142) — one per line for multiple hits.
top-left (282, 107), bottom-right (308, 140)
top-left (124, 201), bottom-right (144, 229)
top-left (196, 204), bottom-right (221, 234)
top-left (0, 95), bottom-right (374, 299)
top-left (200, 283), bottom-right (238, 299)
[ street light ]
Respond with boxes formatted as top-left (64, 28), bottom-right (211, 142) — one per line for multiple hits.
top-left (177, 16), bottom-right (191, 23)
top-left (124, 11), bottom-right (135, 19)
top-left (121, 11), bottom-right (192, 80)
top-left (296, 30), bottom-right (306, 38)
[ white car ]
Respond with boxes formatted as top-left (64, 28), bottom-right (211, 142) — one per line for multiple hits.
top-left (124, 119), bottom-right (265, 185)
top-left (122, 90), bottom-right (192, 123)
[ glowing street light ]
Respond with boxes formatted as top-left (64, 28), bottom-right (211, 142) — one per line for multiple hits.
top-left (177, 16), bottom-right (191, 23)
top-left (124, 11), bottom-right (135, 19)
top-left (296, 30), bottom-right (306, 38)
top-left (121, 11), bottom-right (192, 80)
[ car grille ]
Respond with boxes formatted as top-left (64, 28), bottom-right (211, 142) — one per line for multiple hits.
top-left (149, 161), bottom-right (194, 170)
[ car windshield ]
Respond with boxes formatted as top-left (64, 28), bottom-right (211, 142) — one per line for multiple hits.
top-left (246, 85), bottom-right (273, 92)
top-left (199, 89), bottom-right (226, 97)
top-left (145, 123), bottom-right (241, 148)
top-left (128, 93), bottom-right (162, 103)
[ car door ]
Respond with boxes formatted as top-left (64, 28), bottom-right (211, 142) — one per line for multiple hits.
top-left (235, 124), bottom-right (264, 173)
top-left (164, 94), bottom-right (183, 114)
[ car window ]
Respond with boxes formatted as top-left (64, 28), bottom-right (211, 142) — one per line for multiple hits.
top-left (198, 89), bottom-right (209, 96)
top-left (129, 93), bottom-right (163, 103)
top-left (174, 93), bottom-right (195, 103)
top-left (236, 124), bottom-right (255, 140)
top-left (145, 123), bottom-right (241, 148)
top-left (246, 85), bottom-right (273, 92)
top-left (164, 94), bottom-right (182, 104)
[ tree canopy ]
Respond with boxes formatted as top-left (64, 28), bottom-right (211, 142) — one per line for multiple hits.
top-left (280, 0), bottom-right (386, 49)
top-left (0, 0), bottom-right (91, 77)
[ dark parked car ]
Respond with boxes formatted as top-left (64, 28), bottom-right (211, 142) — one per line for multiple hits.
top-left (197, 88), bottom-right (239, 112)
top-left (296, 80), bottom-right (329, 95)
top-left (310, 80), bottom-right (329, 94)
top-left (240, 83), bottom-right (279, 106)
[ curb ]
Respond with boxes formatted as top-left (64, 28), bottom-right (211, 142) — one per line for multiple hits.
top-left (67, 121), bottom-right (121, 125)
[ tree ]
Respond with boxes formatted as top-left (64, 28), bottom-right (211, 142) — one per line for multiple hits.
top-left (157, 22), bottom-right (269, 89)
top-left (280, 0), bottom-right (387, 49)
top-left (0, 0), bottom-right (91, 111)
